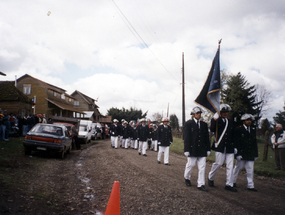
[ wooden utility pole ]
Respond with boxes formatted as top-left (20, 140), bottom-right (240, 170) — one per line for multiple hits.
top-left (182, 52), bottom-right (185, 128)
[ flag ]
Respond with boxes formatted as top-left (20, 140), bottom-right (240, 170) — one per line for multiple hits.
top-left (195, 45), bottom-right (221, 114)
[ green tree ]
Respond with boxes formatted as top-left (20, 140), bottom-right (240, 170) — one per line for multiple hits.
top-left (221, 72), bottom-right (262, 127)
top-left (107, 107), bottom-right (147, 122)
top-left (273, 107), bottom-right (285, 129)
top-left (169, 114), bottom-right (179, 130)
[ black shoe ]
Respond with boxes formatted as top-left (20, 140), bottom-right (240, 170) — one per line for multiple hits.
top-left (158, 161), bottom-right (161, 164)
top-left (208, 178), bottom-right (214, 187)
top-left (138, 152), bottom-right (141, 155)
top-left (165, 163), bottom-right (170, 166)
top-left (233, 183), bottom-right (237, 188)
top-left (247, 188), bottom-right (258, 192)
top-left (225, 185), bottom-right (237, 192)
top-left (143, 154), bottom-right (147, 157)
top-left (198, 185), bottom-right (208, 192)
top-left (112, 146), bottom-right (114, 148)
top-left (185, 179), bottom-right (191, 187)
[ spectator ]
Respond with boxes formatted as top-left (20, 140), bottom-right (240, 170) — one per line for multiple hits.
top-left (271, 124), bottom-right (285, 171)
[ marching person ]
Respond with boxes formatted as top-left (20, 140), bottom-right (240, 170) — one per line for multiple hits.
top-left (208, 104), bottom-right (237, 192)
top-left (152, 124), bottom-right (158, 151)
top-left (233, 114), bottom-right (258, 191)
top-left (184, 107), bottom-right (210, 191)
top-left (157, 117), bottom-right (173, 166)
top-left (119, 119), bottom-right (125, 147)
top-left (271, 124), bottom-right (285, 171)
top-left (110, 119), bottom-right (120, 149)
top-left (122, 121), bottom-right (131, 149)
top-left (137, 118), bottom-right (149, 156)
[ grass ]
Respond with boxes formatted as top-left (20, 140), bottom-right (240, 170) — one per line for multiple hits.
top-left (170, 137), bottom-right (285, 178)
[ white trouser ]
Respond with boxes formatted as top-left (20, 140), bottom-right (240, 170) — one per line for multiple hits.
top-left (134, 140), bottom-right (138, 149)
top-left (111, 136), bottom-right (118, 148)
top-left (152, 140), bottom-right (158, 151)
top-left (124, 138), bottom-right (129, 149)
top-left (130, 139), bottom-right (135, 148)
top-left (138, 141), bottom-right (147, 154)
top-left (208, 150), bottom-right (234, 186)
top-left (233, 160), bottom-right (255, 188)
top-left (157, 146), bottom-right (169, 164)
top-left (184, 157), bottom-right (206, 187)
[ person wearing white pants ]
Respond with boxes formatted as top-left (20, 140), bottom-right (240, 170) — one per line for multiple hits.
top-left (157, 117), bottom-right (173, 165)
top-left (233, 114), bottom-right (258, 191)
top-left (207, 104), bottom-right (237, 192)
top-left (184, 107), bottom-right (210, 191)
top-left (110, 119), bottom-right (120, 149)
top-left (151, 124), bottom-right (158, 151)
top-left (137, 118), bottom-right (149, 156)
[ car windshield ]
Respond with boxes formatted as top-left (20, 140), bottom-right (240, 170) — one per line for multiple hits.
top-left (31, 124), bottom-right (63, 136)
top-left (79, 125), bottom-right (87, 131)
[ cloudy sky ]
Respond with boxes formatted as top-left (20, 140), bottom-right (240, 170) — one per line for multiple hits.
top-left (1, 0), bottom-right (284, 124)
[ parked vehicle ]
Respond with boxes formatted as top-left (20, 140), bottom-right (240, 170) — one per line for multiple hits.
top-left (23, 123), bottom-right (72, 158)
top-left (78, 120), bottom-right (92, 144)
top-left (53, 122), bottom-right (74, 136)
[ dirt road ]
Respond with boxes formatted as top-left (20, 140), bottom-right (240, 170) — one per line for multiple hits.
top-left (1, 139), bottom-right (285, 214)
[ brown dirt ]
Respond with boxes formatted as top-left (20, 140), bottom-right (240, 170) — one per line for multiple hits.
top-left (1, 138), bottom-right (285, 214)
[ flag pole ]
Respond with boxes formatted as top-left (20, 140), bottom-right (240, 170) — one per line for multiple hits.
top-left (215, 39), bottom-right (222, 142)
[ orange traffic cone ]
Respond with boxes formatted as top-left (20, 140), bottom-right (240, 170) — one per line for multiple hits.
top-left (105, 181), bottom-right (120, 215)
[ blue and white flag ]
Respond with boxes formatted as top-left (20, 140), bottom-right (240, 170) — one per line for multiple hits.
top-left (195, 46), bottom-right (221, 114)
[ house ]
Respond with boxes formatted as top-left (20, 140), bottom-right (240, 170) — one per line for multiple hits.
top-left (16, 74), bottom-right (84, 123)
top-left (0, 81), bottom-right (32, 116)
top-left (70, 90), bottom-right (104, 122)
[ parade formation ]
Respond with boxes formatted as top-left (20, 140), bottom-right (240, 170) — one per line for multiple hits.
top-left (108, 103), bottom-right (260, 193)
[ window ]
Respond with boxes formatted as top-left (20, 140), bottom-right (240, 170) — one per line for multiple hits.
top-left (61, 93), bottom-right (65, 99)
top-left (54, 91), bottom-right (57, 97)
top-left (68, 98), bottom-right (71, 102)
top-left (23, 84), bottom-right (31, 95)
top-left (74, 101), bottom-right (79, 106)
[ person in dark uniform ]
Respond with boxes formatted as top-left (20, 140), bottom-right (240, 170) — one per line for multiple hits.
top-left (157, 117), bottom-right (173, 165)
top-left (233, 114), bottom-right (258, 191)
top-left (137, 118), bottom-right (149, 156)
top-left (184, 107), bottom-right (210, 191)
top-left (110, 119), bottom-right (121, 148)
top-left (148, 123), bottom-right (154, 150)
top-left (122, 121), bottom-right (131, 149)
top-left (208, 104), bottom-right (237, 192)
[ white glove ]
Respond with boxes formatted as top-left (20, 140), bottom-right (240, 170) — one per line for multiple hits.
top-left (207, 151), bottom-right (211, 156)
top-left (234, 148), bottom-right (238, 154)
top-left (236, 155), bottom-right (242, 161)
top-left (137, 138), bottom-right (139, 141)
top-left (214, 112), bottom-right (219, 120)
top-left (184, 152), bottom-right (190, 157)
top-left (254, 157), bottom-right (258, 161)
top-left (112, 132), bottom-right (114, 135)
top-left (170, 142), bottom-right (172, 145)
top-left (158, 142), bottom-right (161, 145)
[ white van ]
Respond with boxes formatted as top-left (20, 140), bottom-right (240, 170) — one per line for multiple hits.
top-left (78, 120), bottom-right (92, 144)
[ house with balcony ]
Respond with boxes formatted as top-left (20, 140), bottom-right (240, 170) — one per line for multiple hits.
top-left (16, 74), bottom-right (84, 123)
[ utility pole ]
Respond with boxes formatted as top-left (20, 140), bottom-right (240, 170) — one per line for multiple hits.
top-left (182, 52), bottom-right (185, 129)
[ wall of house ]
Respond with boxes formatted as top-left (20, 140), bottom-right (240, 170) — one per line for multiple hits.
top-left (0, 101), bottom-right (32, 116)
top-left (71, 92), bottom-right (90, 111)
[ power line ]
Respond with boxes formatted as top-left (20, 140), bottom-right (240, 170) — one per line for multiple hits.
top-left (111, 0), bottom-right (178, 81)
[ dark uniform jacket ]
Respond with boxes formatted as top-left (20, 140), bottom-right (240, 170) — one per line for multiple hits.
top-left (210, 117), bottom-right (235, 153)
top-left (137, 124), bottom-right (149, 142)
top-left (234, 125), bottom-right (258, 161)
top-left (122, 125), bottom-right (131, 139)
top-left (158, 125), bottom-right (173, 146)
top-left (152, 129), bottom-right (158, 141)
top-left (184, 119), bottom-right (210, 157)
top-left (109, 124), bottom-right (121, 137)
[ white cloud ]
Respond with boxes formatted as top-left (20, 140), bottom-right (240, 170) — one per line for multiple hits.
top-left (1, 0), bottom-right (285, 124)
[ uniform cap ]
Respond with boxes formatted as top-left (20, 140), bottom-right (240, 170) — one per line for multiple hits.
top-left (113, 119), bottom-right (119, 122)
top-left (192, 106), bottom-right (203, 114)
top-left (162, 117), bottom-right (169, 122)
top-left (241, 114), bottom-right (254, 121)
top-left (220, 104), bottom-right (231, 112)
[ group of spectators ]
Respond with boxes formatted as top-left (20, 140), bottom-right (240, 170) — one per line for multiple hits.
top-left (0, 108), bottom-right (50, 141)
